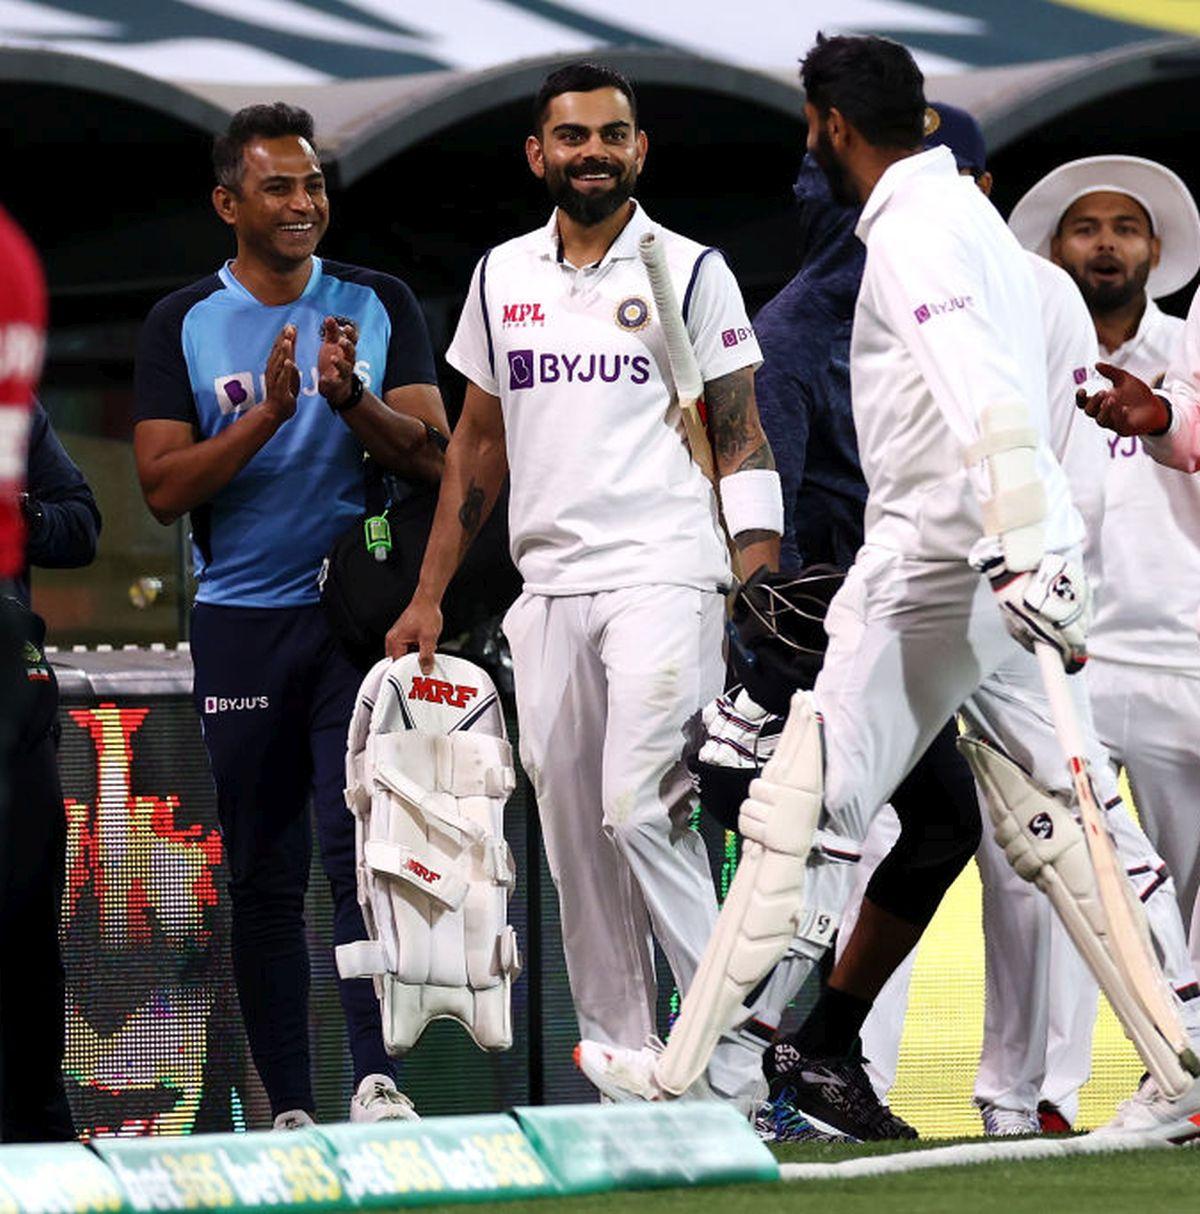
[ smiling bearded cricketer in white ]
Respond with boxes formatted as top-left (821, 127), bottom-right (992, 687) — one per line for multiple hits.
top-left (386, 60), bottom-right (783, 1107)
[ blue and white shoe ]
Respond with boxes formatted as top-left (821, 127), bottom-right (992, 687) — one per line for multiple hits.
top-left (754, 1090), bottom-right (854, 1144)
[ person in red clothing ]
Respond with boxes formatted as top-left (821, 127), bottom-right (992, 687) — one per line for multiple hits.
top-left (0, 205), bottom-right (46, 587)
top-left (0, 204), bottom-right (49, 1143)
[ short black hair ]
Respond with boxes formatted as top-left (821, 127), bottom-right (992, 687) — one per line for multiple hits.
top-left (532, 61), bottom-right (638, 134)
top-left (801, 33), bottom-right (925, 150)
top-left (213, 102), bottom-right (317, 192)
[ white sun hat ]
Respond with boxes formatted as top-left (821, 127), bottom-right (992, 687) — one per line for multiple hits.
top-left (1009, 155), bottom-right (1200, 299)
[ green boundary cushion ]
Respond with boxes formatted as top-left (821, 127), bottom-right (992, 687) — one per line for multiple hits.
top-left (1, 1103), bottom-right (776, 1212)
top-left (0, 1142), bottom-right (125, 1213)
top-left (512, 1101), bottom-right (780, 1194)
top-left (91, 1128), bottom-right (346, 1211)
top-left (318, 1114), bottom-right (558, 1206)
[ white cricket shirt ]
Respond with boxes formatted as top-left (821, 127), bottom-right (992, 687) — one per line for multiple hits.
top-left (1026, 253), bottom-right (1106, 565)
top-left (447, 202), bottom-right (761, 595)
top-left (1086, 298), bottom-right (1200, 672)
top-left (851, 148), bottom-right (1082, 564)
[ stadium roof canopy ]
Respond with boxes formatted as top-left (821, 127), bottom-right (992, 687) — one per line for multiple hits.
top-left (6, 30), bottom-right (1200, 347)
top-left (0, 0), bottom-right (1189, 82)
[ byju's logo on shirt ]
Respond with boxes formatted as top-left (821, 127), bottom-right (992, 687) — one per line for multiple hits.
top-left (913, 295), bottom-right (974, 325)
top-left (509, 349), bottom-right (536, 390)
top-left (722, 326), bottom-right (751, 348)
top-left (212, 363), bottom-right (374, 415)
top-left (214, 372), bottom-right (256, 415)
top-left (507, 349), bottom-right (652, 391)
top-left (203, 695), bottom-right (270, 714)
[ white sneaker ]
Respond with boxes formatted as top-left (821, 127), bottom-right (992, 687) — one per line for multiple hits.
top-left (350, 1074), bottom-right (419, 1123)
top-left (1090, 1073), bottom-right (1200, 1144)
top-left (978, 1103), bottom-right (1039, 1136)
top-left (273, 1109), bottom-right (316, 1131)
top-left (574, 1040), bottom-right (664, 1102)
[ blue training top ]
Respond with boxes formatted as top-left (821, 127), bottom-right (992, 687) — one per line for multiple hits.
top-left (134, 258), bottom-right (437, 608)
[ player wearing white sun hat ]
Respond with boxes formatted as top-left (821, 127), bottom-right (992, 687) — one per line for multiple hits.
top-left (1011, 154), bottom-right (1200, 1126)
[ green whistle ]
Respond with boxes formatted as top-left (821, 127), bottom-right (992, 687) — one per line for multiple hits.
top-left (365, 514), bottom-right (392, 561)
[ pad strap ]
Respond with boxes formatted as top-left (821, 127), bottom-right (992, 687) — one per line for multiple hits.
top-left (375, 763), bottom-right (489, 844)
top-left (435, 734), bottom-right (516, 798)
top-left (336, 940), bottom-right (386, 979)
top-left (364, 838), bottom-right (470, 909)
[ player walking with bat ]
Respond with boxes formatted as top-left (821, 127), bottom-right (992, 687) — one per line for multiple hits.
top-left (387, 62), bottom-right (781, 1105)
top-left (579, 34), bottom-right (1200, 1142)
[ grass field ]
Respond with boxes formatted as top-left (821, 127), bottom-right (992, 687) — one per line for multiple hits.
top-left (404, 1139), bottom-right (1199, 1214)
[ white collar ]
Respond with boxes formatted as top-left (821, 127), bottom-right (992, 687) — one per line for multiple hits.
top-left (856, 147), bottom-right (957, 243)
top-left (538, 199), bottom-right (653, 266)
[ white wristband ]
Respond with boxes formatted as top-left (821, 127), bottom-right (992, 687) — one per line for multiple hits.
top-left (720, 468), bottom-right (783, 538)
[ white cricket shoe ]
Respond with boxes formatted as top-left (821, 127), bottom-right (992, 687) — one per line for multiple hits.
top-left (350, 1074), bottom-right (420, 1123)
top-left (1089, 1074), bottom-right (1200, 1144)
top-left (978, 1103), bottom-right (1039, 1137)
top-left (273, 1109), bottom-right (316, 1131)
top-left (574, 1040), bottom-right (665, 1102)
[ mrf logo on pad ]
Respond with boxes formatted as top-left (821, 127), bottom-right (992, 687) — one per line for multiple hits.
top-left (409, 677), bottom-right (478, 710)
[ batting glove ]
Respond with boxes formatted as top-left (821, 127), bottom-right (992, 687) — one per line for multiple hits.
top-left (969, 540), bottom-right (1091, 674)
top-left (698, 686), bottom-right (783, 769)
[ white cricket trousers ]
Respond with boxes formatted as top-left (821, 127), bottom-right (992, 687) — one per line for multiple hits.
top-left (503, 585), bottom-right (725, 1048)
top-left (1089, 657), bottom-right (1200, 976)
top-left (811, 548), bottom-right (1198, 1090)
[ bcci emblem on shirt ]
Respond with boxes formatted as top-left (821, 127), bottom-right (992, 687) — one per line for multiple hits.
top-left (615, 296), bottom-right (650, 332)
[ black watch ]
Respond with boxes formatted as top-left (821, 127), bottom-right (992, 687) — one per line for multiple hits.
top-left (329, 373), bottom-right (365, 414)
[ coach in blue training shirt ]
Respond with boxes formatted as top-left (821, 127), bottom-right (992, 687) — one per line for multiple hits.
top-left (132, 103), bottom-right (448, 1128)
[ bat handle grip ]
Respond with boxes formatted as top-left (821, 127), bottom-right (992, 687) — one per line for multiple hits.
top-left (1034, 641), bottom-right (1087, 766)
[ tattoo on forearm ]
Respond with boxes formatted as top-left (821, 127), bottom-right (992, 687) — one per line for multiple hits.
top-left (734, 442), bottom-right (776, 472)
top-left (706, 369), bottom-right (775, 471)
top-left (458, 481), bottom-right (485, 539)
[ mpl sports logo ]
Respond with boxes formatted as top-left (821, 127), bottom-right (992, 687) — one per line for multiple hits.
top-left (507, 349), bottom-right (652, 391)
top-left (913, 295), bottom-right (974, 324)
top-left (502, 302), bottom-right (546, 328)
top-left (409, 677), bottom-right (478, 710)
top-left (203, 695), bottom-right (270, 714)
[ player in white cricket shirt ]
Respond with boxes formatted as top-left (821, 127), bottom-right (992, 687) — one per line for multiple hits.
top-left (999, 156), bottom-right (1200, 1130)
top-left (578, 34), bottom-right (1200, 1143)
top-left (750, 105), bottom-right (1198, 1140)
top-left (1014, 156), bottom-right (1200, 973)
top-left (387, 63), bottom-right (781, 1086)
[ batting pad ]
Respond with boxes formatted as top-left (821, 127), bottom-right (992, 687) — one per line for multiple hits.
top-left (656, 690), bottom-right (823, 1096)
top-left (960, 733), bottom-right (1193, 1097)
top-left (337, 653), bottom-right (520, 1053)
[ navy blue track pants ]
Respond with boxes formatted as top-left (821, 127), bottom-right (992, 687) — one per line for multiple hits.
top-left (191, 603), bottom-right (390, 1117)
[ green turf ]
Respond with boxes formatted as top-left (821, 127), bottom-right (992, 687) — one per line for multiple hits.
top-left (395, 1140), bottom-right (1199, 1214)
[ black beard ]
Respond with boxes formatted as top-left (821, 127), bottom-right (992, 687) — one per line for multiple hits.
top-left (1064, 258), bottom-right (1151, 317)
top-left (547, 160), bottom-right (637, 226)
top-left (812, 127), bottom-right (859, 208)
